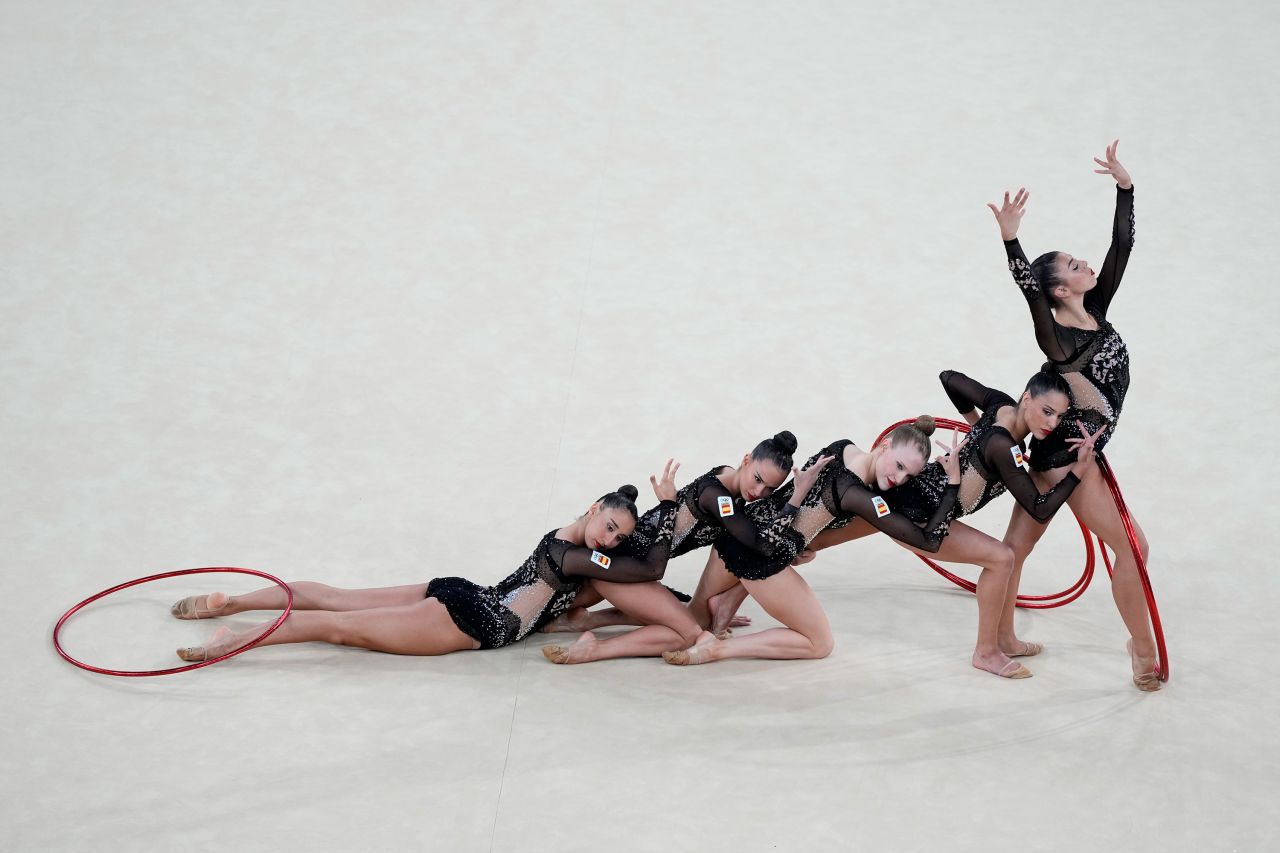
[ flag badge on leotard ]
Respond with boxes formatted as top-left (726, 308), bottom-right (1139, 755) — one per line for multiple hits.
top-left (871, 496), bottom-right (891, 518)
top-left (718, 496), bottom-right (735, 517)
top-left (1011, 446), bottom-right (1028, 470)
top-left (590, 551), bottom-right (611, 569)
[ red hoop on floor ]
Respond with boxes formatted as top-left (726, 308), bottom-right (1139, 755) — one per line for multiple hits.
top-left (873, 418), bottom-right (1168, 681)
top-left (53, 567), bottom-right (294, 677)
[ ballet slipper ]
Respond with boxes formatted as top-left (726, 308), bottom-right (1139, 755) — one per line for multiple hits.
top-left (713, 628), bottom-right (732, 641)
top-left (1127, 640), bottom-right (1162, 692)
top-left (663, 643), bottom-right (716, 666)
top-left (170, 592), bottom-right (229, 620)
top-left (176, 627), bottom-right (235, 662)
top-left (1010, 640), bottom-right (1043, 657)
top-left (541, 645), bottom-right (571, 664)
top-left (973, 649), bottom-right (1033, 679)
top-left (177, 645), bottom-right (209, 662)
top-left (540, 631), bottom-right (598, 665)
top-left (996, 659), bottom-right (1033, 679)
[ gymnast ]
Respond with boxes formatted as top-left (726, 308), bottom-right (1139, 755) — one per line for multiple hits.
top-left (707, 371), bottom-right (1100, 678)
top-left (988, 140), bottom-right (1159, 691)
top-left (662, 419), bottom-right (961, 666)
top-left (540, 432), bottom-right (834, 663)
top-left (168, 462), bottom-right (695, 660)
top-left (542, 432), bottom-right (800, 638)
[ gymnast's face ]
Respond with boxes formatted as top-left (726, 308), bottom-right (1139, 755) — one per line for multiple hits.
top-left (1022, 389), bottom-right (1071, 440)
top-left (876, 442), bottom-right (928, 491)
top-left (1052, 252), bottom-right (1097, 301)
top-left (585, 506), bottom-right (636, 551)
top-left (737, 457), bottom-right (789, 503)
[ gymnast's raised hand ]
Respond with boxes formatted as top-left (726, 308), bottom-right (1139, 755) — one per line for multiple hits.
top-left (988, 187), bottom-right (1029, 242)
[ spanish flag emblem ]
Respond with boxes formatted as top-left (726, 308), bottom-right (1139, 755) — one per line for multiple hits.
top-left (718, 496), bottom-right (735, 517)
top-left (872, 496), bottom-right (891, 518)
top-left (590, 551), bottom-right (611, 569)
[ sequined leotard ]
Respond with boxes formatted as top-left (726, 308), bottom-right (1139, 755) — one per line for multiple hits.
top-left (889, 371), bottom-right (1081, 525)
top-left (426, 501), bottom-right (678, 649)
top-left (718, 441), bottom-right (960, 581)
top-left (623, 465), bottom-right (800, 561)
top-left (1004, 184), bottom-right (1135, 471)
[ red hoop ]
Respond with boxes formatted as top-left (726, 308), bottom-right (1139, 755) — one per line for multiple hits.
top-left (1096, 455), bottom-right (1168, 682)
top-left (53, 567), bottom-right (295, 677)
top-left (873, 418), bottom-right (1168, 681)
top-left (873, 418), bottom-right (1095, 608)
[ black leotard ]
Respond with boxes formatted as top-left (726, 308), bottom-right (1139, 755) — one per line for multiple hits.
top-left (1004, 184), bottom-right (1134, 471)
top-left (718, 441), bottom-right (959, 580)
top-left (623, 465), bottom-right (799, 561)
top-left (427, 501), bottom-right (678, 649)
top-left (889, 371), bottom-right (1081, 524)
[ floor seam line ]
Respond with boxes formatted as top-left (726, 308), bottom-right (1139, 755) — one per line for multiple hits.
top-left (487, 11), bottom-right (631, 852)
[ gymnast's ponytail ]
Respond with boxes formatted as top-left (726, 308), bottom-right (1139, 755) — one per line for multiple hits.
top-left (885, 415), bottom-right (935, 461)
top-left (1032, 251), bottom-right (1066, 306)
top-left (596, 484), bottom-right (640, 521)
top-left (750, 430), bottom-right (799, 472)
top-left (1025, 371), bottom-right (1071, 399)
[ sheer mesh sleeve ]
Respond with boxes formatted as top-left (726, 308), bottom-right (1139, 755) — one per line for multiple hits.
top-left (556, 501), bottom-right (678, 582)
top-left (940, 370), bottom-right (1014, 415)
top-left (1004, 238), bottom-right (1074, 363)
top-left (697, 480), bottom-right (796, 557)
top-left (982, 432), bottom-right (1080, 523)
top-left (834, 473), bottom-right (957, 553)
top-left (1086, 185), bottom-right (1135, 318)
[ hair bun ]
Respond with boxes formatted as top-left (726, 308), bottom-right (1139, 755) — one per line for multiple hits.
top-left (772, 430), bottom-right (799, 455)
top-left (616, 484), bottom-right (639, 502)
top-left (913, 415), bottom-right (937, 437)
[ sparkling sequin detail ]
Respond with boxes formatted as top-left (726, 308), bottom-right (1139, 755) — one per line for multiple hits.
top-left (1009, 256), bottom-right (1040, 297)
top-left (1028, 311), bottom-right (1129, 469)
top-left (428, 506), bottom-right (678, 650)
top-left (1008, 187), bottom-right (1135, 472)
top-left (625, 466), bottom-right (739, 559)
top-left (890, 405), bottom-right (1013, 522)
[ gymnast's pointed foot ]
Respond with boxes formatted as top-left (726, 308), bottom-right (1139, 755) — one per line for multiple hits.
top-left (541, 630), bottom-right (600, 665)
top-left (171, 591), bottom-right (231, 620)
top-left (1127, 639), bottom-right (1161, 692)
top-left (538, 607), bottom-right (591, 634)
top-left (663, 630), bottom-right (721, 666)
top-left (177, 626), bottom-right (241, 662)
top-left (973, 649), bottom-right (1032, 679)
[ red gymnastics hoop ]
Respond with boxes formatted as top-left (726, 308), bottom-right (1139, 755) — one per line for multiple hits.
top-left (1096, 455), bottom-right (1168, 682)
top-left (53, 567), bottom-right (295, 677)
top-left (872, 418), bottom-right (1096, 609)
top-left (873, 419), bottom-right (1168, 682)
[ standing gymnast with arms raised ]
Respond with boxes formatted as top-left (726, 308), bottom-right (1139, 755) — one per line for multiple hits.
top-left (988, 140), bottom-right (1159, 690)
top-left (169, 462), bottom-right (693, 660)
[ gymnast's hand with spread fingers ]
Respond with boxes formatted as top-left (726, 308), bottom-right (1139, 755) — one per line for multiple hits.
top-left (787, 455), bottom-right (834, 508)
top-left (649, 458), bottom-right (681, 503)
top-left (936, 432), bottom-right (965, 485)
top-left (988, 187), bottom-right (1029, 242)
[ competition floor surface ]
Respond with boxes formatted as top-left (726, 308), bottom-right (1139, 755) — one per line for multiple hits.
top-left (3, 3), bottom-right (1276, 851)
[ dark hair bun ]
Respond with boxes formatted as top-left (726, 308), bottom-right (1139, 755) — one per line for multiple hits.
top-left (913, 415), bottom-right (937, 437)
top-left (1025, 371), bottom-right (1071, 400)
top-left (616, 484), bottom-right (640, 502)
top-left (772, 430), bottom-right (798, 455)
